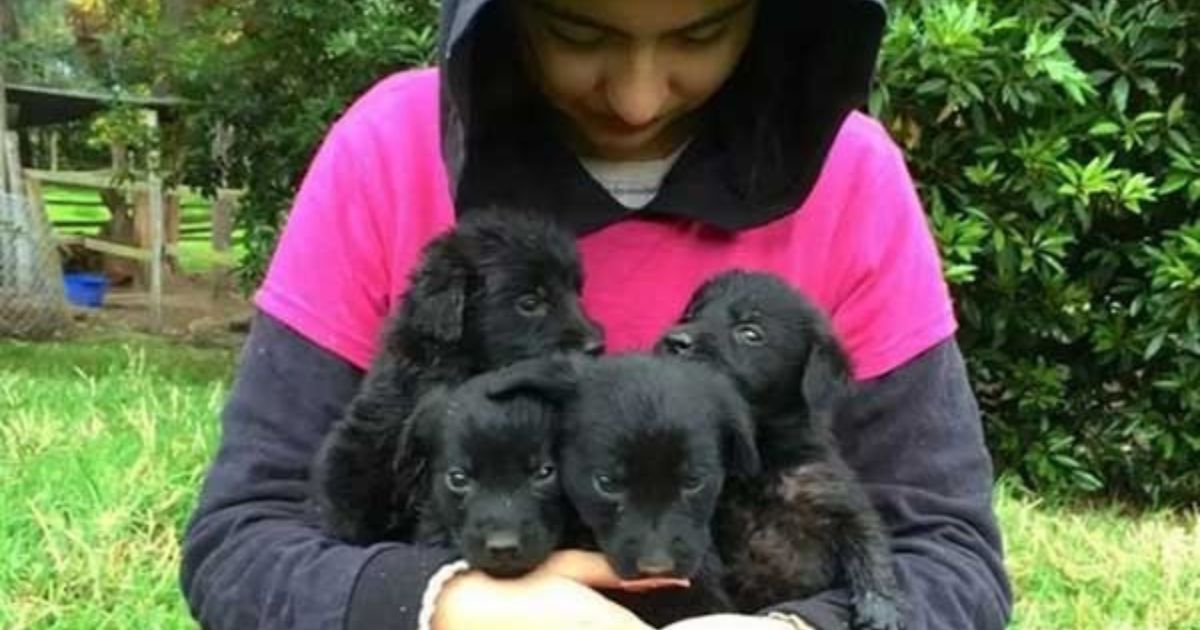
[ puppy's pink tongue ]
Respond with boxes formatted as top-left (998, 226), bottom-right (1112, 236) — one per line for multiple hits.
top-left (616, 577), bottom-right (691, 592)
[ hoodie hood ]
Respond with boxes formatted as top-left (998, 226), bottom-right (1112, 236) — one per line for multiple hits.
top-left (438, 0), bottom-right (887, 234)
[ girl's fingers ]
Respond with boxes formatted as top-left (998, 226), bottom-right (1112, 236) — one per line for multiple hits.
top-left (616, 577), bottom-right (691, 592)
top-left (540, 550), bottom-right (691, 591)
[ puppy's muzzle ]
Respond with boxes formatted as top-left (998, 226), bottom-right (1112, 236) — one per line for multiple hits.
top-left (660, 330), bottom-right (695, 356)
top-left (485, 530), bottom-right (521, 560)
top-left (636, 550), bottom-right (677, 576)
top-left (571, 321), bottom-right (605, 355)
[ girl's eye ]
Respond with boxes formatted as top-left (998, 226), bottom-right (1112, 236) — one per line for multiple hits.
top-left (445, 469), bottom-right (472, 493)
top-left (516, 293), bottom-right (549, 317)
top-left (593, 473), bottom-right (622, 498)
top-left (532, 463), bottom-right (557, 481)
top-left (733, 323), bottom-right (766, 346)
top-left (678, 24), bottom-right (728, 45)
top-left (547, 21), bottom-right (607, 47)
top-left (682, 476), bottom-right (706, 494)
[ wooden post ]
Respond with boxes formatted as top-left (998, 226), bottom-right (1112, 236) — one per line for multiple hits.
top-left (24, 175), bottom-right (45, 230)
top-left (23, 174), bottom-right (66, 304)
top-left (4, 131), bottom-right (23, 200)
top-left (50, 130), bottom-right (59, 172)
top-left (211, 190), bottom-right (234, 252)
top-left (209, 189), bottom-right (236, 298)
top-left (143, 109), bottom-right (164, 330)
top-left (0, 71), bottom-right (9, 194)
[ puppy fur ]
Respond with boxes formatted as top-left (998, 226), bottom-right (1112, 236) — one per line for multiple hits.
top-left (657, 270), bottom-right (904, 630)
top-left (311, 208), bottom-right (603, 543)
top-left (396, 357), bottom-right (578, 577)
top-left (560, 354), bottom-right (760, 625)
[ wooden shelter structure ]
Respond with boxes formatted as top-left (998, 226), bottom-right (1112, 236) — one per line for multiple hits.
top-left (1, 76), bottom-right (186, 328)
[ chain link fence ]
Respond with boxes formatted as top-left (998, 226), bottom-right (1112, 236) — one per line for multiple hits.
top-left (0, 191), bottom-right (70, 339)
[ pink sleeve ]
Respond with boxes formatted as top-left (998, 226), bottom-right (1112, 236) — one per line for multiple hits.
top-left (828, 124), bottom-right (958, 380)
top-left (254, 121), bottom-right (394, 370)
top-left (254, 71), bottom-right (450, 370)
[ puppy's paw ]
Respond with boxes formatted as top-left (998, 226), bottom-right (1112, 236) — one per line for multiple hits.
top-left (851, 590), bottom-right (902, 630)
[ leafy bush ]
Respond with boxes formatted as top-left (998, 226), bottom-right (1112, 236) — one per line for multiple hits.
top-left (873, 0), bottom-right (1199, 505)
top-left (173, 0), bottom-right (438, 283)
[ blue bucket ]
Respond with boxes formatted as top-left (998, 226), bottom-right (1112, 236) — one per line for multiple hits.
top-left (63, 272), bottom-right (109, 308)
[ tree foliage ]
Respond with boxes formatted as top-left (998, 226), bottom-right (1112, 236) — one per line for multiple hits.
top-left (172, 0), bottom-right (437, 283)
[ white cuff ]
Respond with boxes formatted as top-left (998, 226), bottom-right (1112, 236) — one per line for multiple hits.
top-left (417, 560), bottom-right (471, 630)
top-left (765, 611), bottom-right (816, 630)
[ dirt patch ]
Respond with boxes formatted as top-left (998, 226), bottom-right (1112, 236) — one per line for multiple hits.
top-left (69, 272), bottom-right (253, 349)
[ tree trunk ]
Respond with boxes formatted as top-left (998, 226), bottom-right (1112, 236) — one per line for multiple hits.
top-left (0, 0), bottom-right (19, 42)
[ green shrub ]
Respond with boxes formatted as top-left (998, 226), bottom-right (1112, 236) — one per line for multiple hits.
top-left (873, 0), bottom-right (1199, 505)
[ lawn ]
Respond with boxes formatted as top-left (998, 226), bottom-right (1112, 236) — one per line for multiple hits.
top-left (0, 336), bottom-right (1197, 629)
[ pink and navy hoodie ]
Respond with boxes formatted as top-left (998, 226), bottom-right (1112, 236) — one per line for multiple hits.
top-left (180, 1), bottom-right (1012, 629)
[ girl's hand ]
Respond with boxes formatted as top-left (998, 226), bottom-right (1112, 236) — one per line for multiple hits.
top-left (536, 549), bottom-right (690, 591)
top-left (432, 550), bottom-right (687, 630)
top-left (662, 613), bottom-right (810, 630)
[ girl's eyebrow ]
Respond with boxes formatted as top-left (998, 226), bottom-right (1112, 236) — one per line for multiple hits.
top-left (529, 0), bottom-right (754, 36)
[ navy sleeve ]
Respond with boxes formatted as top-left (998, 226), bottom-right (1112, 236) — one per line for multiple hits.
top-left (767, 339), bottom-right (1012, 630)
top-left (180, 312), bottom-right (456, 630)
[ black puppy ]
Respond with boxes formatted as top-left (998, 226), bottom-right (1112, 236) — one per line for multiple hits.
top-left (312, 208), bottom-right (603, 543)
top-left (559, 354), bottom-right (760, 624)
top-left (395, 357), bottom-right (577, 576)
top-left (658, 270), bottom-right (904, 630)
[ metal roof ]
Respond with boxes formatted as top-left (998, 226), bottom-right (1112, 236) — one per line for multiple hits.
top-left (3, 83), bottom-right (185, 128)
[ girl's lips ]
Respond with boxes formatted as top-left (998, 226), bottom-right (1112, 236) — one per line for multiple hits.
top-left (591, 115), bottom-right (663, 137)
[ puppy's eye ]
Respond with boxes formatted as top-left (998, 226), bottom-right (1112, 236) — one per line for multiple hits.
top-left (593, 473), bottom-right (622, 498)
top-left (445, 469), bottom-right (472, 493)
top-left (532, 463), bottom-right (556, 482)
top-left (733, 323), bottom-right (766, 346)
top-left (516, 293), bottom-right (549, 318)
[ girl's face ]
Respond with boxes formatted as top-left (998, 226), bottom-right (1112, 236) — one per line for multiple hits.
top-left (515, 0), bottom-right (758, 161)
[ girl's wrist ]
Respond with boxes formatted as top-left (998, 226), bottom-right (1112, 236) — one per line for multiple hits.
top-left (419, 560), bottom-right (472, 630)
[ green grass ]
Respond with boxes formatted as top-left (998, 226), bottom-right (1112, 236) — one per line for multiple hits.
top-left (0, 336), bottom-right (234, 629)
top-left (0, 336), bottom-right (1197, 629)
top-left (40, 183), bottom-right (244, 275)
top-left (998, 485), bottom-right (1200, 629)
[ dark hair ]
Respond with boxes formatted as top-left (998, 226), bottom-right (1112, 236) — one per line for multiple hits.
top-left (716, 0), bottom-right (869, 203)
top-left (463, 0), bottom-right (543, 145)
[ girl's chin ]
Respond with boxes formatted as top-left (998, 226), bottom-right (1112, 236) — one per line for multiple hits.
top-left (578, 125), bottom-right (682, 160)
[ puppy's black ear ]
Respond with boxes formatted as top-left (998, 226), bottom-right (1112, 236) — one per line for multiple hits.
top-left (391, 387), bottom-right (450, 514)
top-left (486, 355), bottom-right (581, 404)
top-left (717, 386), bottom-right (761, 477)
top-left (406, 240), bottom-right (470, 343)
top-left (801, 330), bottom-right (853, 415)
top-left (396, 387), bottom-right (449, 463)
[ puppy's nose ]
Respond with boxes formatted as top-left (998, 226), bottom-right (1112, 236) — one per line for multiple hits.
top-left (661, 331), bottom-right (694, 356)
top-left (636, 553), bottom-right (677, 576)
top-left (485, 531), bottom-right (520, 558)
top-left (582, 338), bottom-right (606, 356)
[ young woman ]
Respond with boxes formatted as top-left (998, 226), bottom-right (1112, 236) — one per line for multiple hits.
top-left (180, 1), bottom-right (1012, 628)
